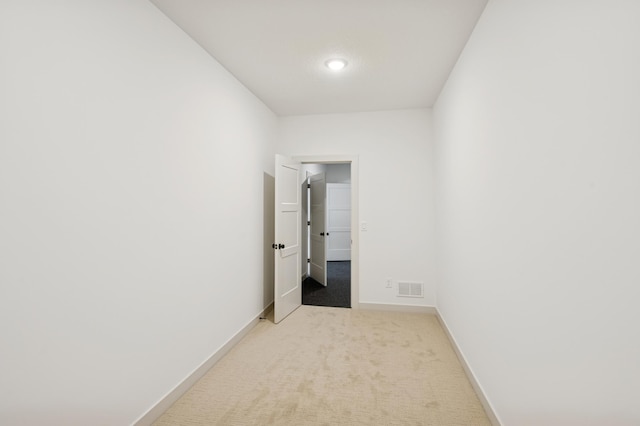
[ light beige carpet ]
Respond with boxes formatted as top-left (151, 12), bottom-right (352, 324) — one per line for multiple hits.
top-left (153, 306), bottom-right (491, 425)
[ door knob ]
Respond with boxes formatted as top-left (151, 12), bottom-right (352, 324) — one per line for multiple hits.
top-left (279, 243), bottom-right (285, 249)
top-left (320, 232), bottom-right (324, 236)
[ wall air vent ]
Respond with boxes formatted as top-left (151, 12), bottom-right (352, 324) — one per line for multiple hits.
top-left (397, 282), bottom-right (424, 298)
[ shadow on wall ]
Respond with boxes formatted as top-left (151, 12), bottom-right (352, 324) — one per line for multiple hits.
top-left (263, 172), bottom-right (275, 308)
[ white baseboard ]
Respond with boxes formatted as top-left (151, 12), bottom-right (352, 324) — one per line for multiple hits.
top-left (435, 309), bottom-right (502, 426)
top-left (358, 302), bottom-right (437, 314)
top-left (133, 303), bottom-right (274, 426)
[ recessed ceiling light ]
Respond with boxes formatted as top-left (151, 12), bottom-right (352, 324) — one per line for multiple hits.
top-left (325, 58), bottom-right (348, 71)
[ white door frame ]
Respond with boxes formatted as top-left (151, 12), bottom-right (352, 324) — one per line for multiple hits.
top-left (293, 155), bottom-right (359, 309)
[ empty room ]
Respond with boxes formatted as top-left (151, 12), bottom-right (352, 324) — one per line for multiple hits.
top-left (1, 0), bottom-right (639, 425)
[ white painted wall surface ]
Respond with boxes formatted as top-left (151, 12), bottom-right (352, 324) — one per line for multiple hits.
top-left (278, 110), bottom-right (435, 306)
top-left (300, 164), bottom-right (328, 184)
top-left (326, 163), bottom-right (351, 183)
top-left (434, 0), bottom-right (640, 424)
top-left (0, 1), bottom-right (276, 424)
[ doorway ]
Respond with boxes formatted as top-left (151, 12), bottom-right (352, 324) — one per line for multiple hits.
top-left (300, 162), bottom-right (352, 308)
top-left (272, 154), bottom-right (359, 322)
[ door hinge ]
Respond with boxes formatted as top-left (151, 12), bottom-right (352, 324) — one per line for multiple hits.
top-left (307, 221), bottom-right (311, 226)
top-left (307, 184), bottom-right (311, 189)
top-left (307, 258), bottom-right (311, 263)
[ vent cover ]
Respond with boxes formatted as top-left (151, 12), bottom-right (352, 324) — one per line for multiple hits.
top-left (397, 282), bottom-right (424, 298)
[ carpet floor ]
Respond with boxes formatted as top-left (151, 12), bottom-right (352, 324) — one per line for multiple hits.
top-left (153, 306), bottom-right (491, 425)
top-left (302, 261), bottom-right (351, 308)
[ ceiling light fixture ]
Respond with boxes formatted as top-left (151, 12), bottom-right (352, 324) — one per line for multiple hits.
top-left (325, 58), bottom-right (348, 71)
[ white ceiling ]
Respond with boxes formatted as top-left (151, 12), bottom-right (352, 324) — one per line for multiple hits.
top-left (150, 0), bottom-right (488, 116)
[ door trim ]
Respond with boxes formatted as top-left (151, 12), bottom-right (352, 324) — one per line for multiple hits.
top-left (293, 155), bottom-right (359, 309)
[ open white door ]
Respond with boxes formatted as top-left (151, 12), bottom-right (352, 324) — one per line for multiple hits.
top-left (326, 183), bottom-right (351, 261)
top-left (274, 155), bottom-right (302, 323)
top-left (309, 173), bottom-right (327, 286)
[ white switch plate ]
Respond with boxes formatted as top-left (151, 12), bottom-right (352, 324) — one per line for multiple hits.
top-left (361, 221), bottom-right (368, 231)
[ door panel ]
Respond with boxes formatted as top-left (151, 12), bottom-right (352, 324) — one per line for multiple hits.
top-left (326, 184), bottom-right (351, 261)
top-left (274, 155), bottom-right (301, 323)
top-left (309, 173), bottom-right (326, 286)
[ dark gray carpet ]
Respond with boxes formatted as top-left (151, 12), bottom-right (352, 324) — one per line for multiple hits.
top-left (302, 261), bottom-right (351, 308)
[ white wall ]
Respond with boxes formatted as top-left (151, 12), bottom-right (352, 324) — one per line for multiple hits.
top-left (0, 1), bottom-right (276, 425)
top-left (278, 110), bottom-right (436, 306)
top-left (434, 0), bottom-right (640, 424)
top-left (326, 163), bottom-right (351, 184)
top-left (301, 164), bottom-right (328, 181)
